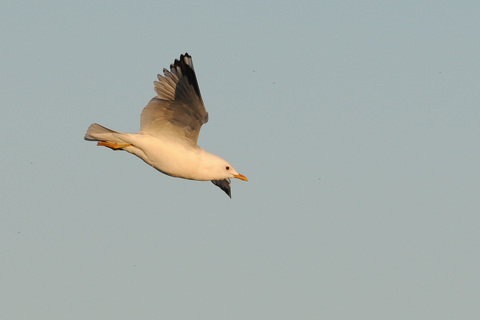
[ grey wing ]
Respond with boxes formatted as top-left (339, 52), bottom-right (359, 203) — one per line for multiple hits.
top-left (140, 53), bottom-right (208, 147)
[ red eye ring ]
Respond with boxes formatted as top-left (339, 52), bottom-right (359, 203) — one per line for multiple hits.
top-left (225, 166), bottom-right (230, 170)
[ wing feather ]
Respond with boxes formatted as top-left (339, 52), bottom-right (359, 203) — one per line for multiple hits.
top-left (211, 179), bottom-right (232, 198)
top-left (140, 53), bottom-right (208, 147)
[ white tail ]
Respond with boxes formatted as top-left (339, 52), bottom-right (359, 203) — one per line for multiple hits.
top-left (84, 123), bottom-right (120, 142)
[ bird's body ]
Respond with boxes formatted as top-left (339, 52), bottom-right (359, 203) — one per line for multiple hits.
top-left (85, 53), bottom-right (247, 197)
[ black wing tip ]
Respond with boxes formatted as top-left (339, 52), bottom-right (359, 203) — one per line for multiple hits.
top-left (169, 53), bottom-right (202, 99)
top-left (212, 179), bottom-right (232, 198)
top-left (181, 52), bottom-right (191, 59)
top-left (170, 53), bottom-right (192, 70)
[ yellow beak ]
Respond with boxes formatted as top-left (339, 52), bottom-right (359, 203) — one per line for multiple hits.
top-left (234, 173), bottom-right (248, 181)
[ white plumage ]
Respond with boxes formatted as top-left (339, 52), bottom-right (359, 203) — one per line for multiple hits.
top-left (84, 53), bottom-right (247, 197)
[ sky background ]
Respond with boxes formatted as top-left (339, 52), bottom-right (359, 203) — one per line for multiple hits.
top-left (1, 1), bottom-right (480, 319)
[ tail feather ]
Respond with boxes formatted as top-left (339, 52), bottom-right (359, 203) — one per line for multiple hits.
top-left (85, 123), bottom-right (134, 152)
top-left (84, 123), bottom-right (122, 142)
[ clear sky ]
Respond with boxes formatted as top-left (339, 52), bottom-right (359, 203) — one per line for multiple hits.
top-left (1, 1), bottom-right (479, 319)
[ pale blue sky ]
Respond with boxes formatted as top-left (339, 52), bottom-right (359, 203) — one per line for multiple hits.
top-left (1, 1), bottom-right (480, 319)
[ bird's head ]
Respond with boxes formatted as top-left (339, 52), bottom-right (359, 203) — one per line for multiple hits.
top-left (198, 151), bottom-right (247, 181)
top-left (206, 157), bottom-right (247, 181)
top-left (197, 151), bottom-right (247, 197)
top-left (210, 161), bottom-right (247, 198)
top-left (222, 163), bottom-right (248, 181)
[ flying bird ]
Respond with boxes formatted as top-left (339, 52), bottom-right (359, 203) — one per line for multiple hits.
top-left (84, 53), bottom-right (247, 197)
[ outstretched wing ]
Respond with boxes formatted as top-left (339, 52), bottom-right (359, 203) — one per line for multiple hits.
top-left (140, 53), bottom-right (208, 147)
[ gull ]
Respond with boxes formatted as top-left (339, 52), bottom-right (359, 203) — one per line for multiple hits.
top-left (84, 53), bottom-right (247, 197)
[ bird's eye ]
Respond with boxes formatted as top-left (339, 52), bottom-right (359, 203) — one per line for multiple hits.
top-left (225, 166), bottom-right (230, 170)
